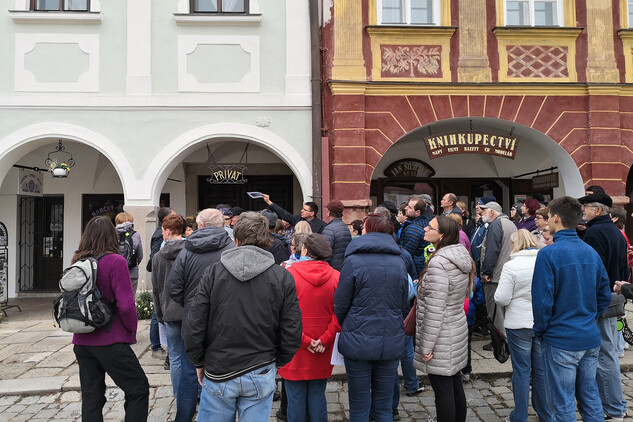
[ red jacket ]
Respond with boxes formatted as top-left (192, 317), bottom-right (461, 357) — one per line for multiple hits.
top-left (278, 260), bottom-right (340, 381)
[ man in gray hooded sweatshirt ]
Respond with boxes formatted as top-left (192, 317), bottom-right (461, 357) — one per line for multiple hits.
top-left (184, 212), bottom-right (302, 420)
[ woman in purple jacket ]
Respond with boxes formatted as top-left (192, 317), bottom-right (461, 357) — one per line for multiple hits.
top-left (72, 216), bottom-right (149, 422)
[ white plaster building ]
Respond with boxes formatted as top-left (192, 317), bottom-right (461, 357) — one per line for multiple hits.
top-left (0, 0), bottom-right (313, 298)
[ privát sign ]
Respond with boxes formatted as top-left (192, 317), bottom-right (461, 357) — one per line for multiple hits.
top-left (424, 132), bottom-right (518, 159)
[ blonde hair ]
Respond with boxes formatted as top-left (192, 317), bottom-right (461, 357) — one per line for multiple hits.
top-left (511, 229), bottom-right (538, 253)
top-left (115, 211), bottom-right (133, 225)
top-left (294, 221), bottom-right (312, 234)
top-left (446, 212), bottom-right (463, 229)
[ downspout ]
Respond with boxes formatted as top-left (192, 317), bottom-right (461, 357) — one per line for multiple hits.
top-left (309, 0), bottom-right (323, 218)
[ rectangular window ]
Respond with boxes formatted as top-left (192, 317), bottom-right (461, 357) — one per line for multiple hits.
top-left (191, 0), bottom-right (247, 13)
top-left (379, 0), bottom-right (439, 25)
top-left (629, 0), bottom-right (633, 27)
top-left (505, 0), bottom-right (561, 26)
top-left (32, 0), bottom-right (89, 11)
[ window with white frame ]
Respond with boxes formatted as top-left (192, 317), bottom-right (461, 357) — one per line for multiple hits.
top-left (191, 0), bottom-right (247, 13)
top-left (505, 0), bottom-right (562, 26)
top-left (31, 0), bottom-right (88, 11)
top-left (379, 0), bottom-right (441, 25)
top-left (629, 0), bottom-right (633, 28)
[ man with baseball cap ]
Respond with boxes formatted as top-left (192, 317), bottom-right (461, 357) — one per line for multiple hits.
top-left (577, 192), bottom-right (628, 420)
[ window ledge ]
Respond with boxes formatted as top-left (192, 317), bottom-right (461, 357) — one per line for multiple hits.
top-left (9, 10), bottom-right (102, 24)
top-left (173, 13), bottom-right (262, 26)
top-left (492, 26), bottom-right (583, 40)
top-left (366, 25), bottom-right (457, 37)
top-left (618, 28), bottom-right (633, 40)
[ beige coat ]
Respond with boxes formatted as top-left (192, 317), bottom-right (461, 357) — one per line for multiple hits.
top-left (414, 244), bottom-right (472, 376)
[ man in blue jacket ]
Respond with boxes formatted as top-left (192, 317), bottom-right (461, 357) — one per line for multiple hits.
top-left (399, 196), bottom-right (431, 276)
top-left (532, 196), bottom-right (611, 422)
top-left (578, 192), bottom-right (629, 421)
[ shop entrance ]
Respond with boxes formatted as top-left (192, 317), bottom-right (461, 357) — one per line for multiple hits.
top-left (198, 175), bottom-right (293, 212)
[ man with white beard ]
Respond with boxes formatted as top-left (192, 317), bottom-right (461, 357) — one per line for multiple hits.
top-left (479, 201), bottom-right (517, 340)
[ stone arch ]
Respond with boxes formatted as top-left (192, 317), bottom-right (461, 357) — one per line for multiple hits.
top-left (144, 123), bottom-right (313, 205)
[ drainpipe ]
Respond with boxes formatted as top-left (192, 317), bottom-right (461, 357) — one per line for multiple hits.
top-left (309, 0), bottom-right (323, 218)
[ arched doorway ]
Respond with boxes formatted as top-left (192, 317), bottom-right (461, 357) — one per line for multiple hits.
top-left (370, 117), bottom-right (584, 213)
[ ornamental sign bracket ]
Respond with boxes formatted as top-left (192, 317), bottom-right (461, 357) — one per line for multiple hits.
top-left (207, 164), bottom-right (247, 184)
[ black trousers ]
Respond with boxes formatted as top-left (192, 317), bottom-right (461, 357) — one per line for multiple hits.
top-left (74, 343), bottom-right (149, 422)
top-left (428, 372), bottom-right (467, 422)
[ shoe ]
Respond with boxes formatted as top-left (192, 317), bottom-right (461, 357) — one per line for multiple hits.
top-left (605, 416), bottom-right (625, 421)
top-left (405, 384), bottom-right (425, 397)
top-left (483, 342), bottom-right (493, 351)
top-left (276, 409), bottom-right (287, 421)
top-left (164, 355), bottom-right (170, 370)
top-left (151, 348), bottom-right (166, 359)
top-left (505, 417), bottom-right (511, 422)
top-left (273, 391), bottom-right (281, 402)
top-left (619, 352), bottom-right (626, 358)
top-left (461, 373), bottom-right (470, 382)
top-left (393, 408), bottom-right (401, 421)
top-left (625, 342), bottom-right (630, 350)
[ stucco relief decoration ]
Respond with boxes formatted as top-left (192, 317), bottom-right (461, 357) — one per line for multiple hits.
top-left (506, 45), bottom-right (568, 78)
top-left (381, 45), bottom-right (442, 78)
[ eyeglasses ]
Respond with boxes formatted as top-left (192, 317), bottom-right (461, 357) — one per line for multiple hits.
top-left (425, 226), bottom-right (440, 232)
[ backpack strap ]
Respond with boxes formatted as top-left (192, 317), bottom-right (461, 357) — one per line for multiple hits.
top-left (89, 254), bottom-right (118, 332)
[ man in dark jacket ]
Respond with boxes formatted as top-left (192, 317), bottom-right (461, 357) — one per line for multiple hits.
top-left (322, 199), bottom-right (352, 271)
top-left (184, 212), bottom-right (302, 420)
top-left (262, 193), bottom-right (327, 234)
top-left (399, 196), bottom-right (431, 276)
top-left (261, 209), bottom-right (291, 264)
top-left (578, 192), bottom-right (628, 420)
top-left (168, 208), bottom-right (234, 422)
top-left (151, 214), bottom-right (186, 391)
top-left (440, 192), bottom-right (462, 216)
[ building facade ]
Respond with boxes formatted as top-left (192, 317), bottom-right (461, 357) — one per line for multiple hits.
top-left (321, 0), bottom-right (633, 222)
top-left (0, 0), bottom-right (313, 298)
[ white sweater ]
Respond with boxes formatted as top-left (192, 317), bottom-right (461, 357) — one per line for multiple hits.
top-left (494, 249), bottom-right (539, 330)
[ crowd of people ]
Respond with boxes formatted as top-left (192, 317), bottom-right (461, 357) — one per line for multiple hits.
top-left (68, 185), bottom-right (633, 422)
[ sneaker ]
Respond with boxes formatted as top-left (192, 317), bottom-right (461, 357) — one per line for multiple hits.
top-left (164, 355), bottom-right (170, 370)
top-left (273, 391), bottom-right (281, 402)
top-left (483, 342), bottom-right (493, 351)
top-left (462, 373), bottom-right (470, 382)
top-left (625, 342), bottom-right (630, 350)
top-left (393, 408), bottom-right (401, 421)
top-left (619, 352), bottom-right (626, 358)
top-left (275, 409), bottom-right (287, 421)
top-left (406, 384), bottom-right (425, 397)
top-left (505, 417), bottom-right (511, 422)
top-left (151, 348), bottom-right (166, 359)
top-left (605, 416), bottom-right (625, 422)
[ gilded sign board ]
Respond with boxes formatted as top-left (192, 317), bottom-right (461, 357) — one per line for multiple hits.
top-left (424, 133), bottom-right (518, 159)
top-left (207, 164), bottom-right (247, 184)
top-left (532, 172), bottom-right (559, 190)
top-left (384, 159), bottom-right (435, 178)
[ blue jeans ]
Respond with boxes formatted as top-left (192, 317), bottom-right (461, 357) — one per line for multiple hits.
top-left (345, 357), bottom-right (399, 422)
top-left (197, 362), bottom-right (277, 422)
top-left (392, 336), bottom-right (418, 408)
top-left (164, 321), bottom-right (183, 397)
top-left (506, 329), bottom-right (552, 422)
top-left (150, 312), bottom-right (161, 350)
top-left (174, 334), bottom-right (199, 422)
top-left (285, 378), bottom-right (327, 422)
top-left (597, 317), bottom-right (627, 418)
top-left (541, 340), bottom-right (603, 422)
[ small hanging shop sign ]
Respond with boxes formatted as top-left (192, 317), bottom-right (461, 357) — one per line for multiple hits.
top-left (423, 132), bottom-right (518, 159)
top-left (532, 172), bottom-right (559, 190)
top-left (384, 159), bottom-right (436, 178)
top-left (207, 164), bottom-right (247, 184)
top-left (17, 170), bottom-right (44, 197)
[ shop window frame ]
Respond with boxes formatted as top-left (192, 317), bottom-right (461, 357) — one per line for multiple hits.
top-left (189, 0), bottom-right (249, 14)
top-left (377, 0), bottom-right (441, 26)
top-left (30, 0), bottom-right (89, 11)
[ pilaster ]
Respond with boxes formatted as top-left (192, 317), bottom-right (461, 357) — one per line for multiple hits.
top-left (585, 0), bottom-right (620, 83)
top-left (331, 1), bottom-right (366, 81)
top-left (123, 205), bottom-right (157, 294)
top-left (457, 0), bottom-right (492, 82)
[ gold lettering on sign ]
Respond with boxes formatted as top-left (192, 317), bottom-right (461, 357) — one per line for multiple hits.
top-left (423, 132), bottom-right (518, 160)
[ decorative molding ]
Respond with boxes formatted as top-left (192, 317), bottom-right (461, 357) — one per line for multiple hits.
top-left (9, 11), bottom-right (102, 24)
top-left (366, 26), bottom-right (456, 82)
top-left (177, 35), bottom-right (260, 93)
top-left (506, 45), bottom-right (569, 78)
top-left (457, 0), bottom-right (491, 82)
top-left (14, 33), bottom-right (100, 92)
top-left (173, 14), bottom-right (262, 26)
top-left (585, 0), bottom-right (620, 83)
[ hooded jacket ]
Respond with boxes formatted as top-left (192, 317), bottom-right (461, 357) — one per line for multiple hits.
top-left (414, 244), bottom-right (472, 376)
top-left (151, 239), bottom-right (185, 323)
top-left (494, 248), bottom-right (539, 330)
top-left (334, 232), bottom-right (409, 361)
top-left (322, 217), bottom-right (352, 271)
top-left (278, 260), bottom-right (340, 381)
top-left (168, 226), bottom-right (234, 315)
top-left (267, 233), bottom-right (290, 265)
top-left (184, 246), bottom-right (302, 382)
top-left (114, 221), bottom-right (143, 279)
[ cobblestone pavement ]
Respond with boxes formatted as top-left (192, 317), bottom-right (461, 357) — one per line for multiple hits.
top-left (3, 372), bottom-right (633, 421)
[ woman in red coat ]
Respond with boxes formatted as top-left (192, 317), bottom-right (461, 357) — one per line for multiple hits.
top-left (279, 233), bottom-right (341, 422)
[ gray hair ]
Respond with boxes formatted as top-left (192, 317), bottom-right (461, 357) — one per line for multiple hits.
top-left (196, 208), bottom-right (224, 228)
top-left (373, 206), bottom-right (392, 219)
top-left (590, 202), bottom-right (610, 215)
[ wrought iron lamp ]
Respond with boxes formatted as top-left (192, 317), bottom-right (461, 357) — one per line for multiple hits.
top-left (45, 140), bottom-right (75, 178)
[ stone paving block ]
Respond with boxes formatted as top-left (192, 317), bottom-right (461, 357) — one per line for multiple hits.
top-left (28, 337), bottom-right (70, 353)
top-left (17, 367), bottom-right (63, 379)
top-left (20, 403), bottom-right (46, 414)
top-left (0, 362), bottom-right (33, 380)
top-left (154, 385), bottom-right (173, 398)
top-left (35, 351), bottom-right (76, 368)
top-left (0, 376), bottom-right (66, 395)
top-left (60, 391), bottom-right (81, 402)
top-left (33, 407), bottom-right (58, 420)
top-left (0, 332), bottom-right (48, 345)
top-left (62, 375), bottom-right (80, 391)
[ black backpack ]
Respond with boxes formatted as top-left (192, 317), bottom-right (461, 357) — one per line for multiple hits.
top-left (53, 256), bottom-right (115, 333)
top-left (118, 229), bottom-right (137, 269)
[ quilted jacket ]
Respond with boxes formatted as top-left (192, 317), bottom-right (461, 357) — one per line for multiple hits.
top-left (414, 244), bottom-right (472, 376)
